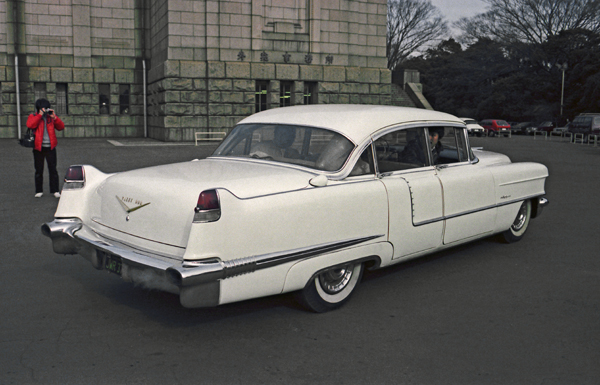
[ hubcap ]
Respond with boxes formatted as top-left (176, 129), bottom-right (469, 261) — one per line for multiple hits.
top-left (511, 202), bottom-right (528, 231)
top-left (318, 265), bottom-right (354, 295)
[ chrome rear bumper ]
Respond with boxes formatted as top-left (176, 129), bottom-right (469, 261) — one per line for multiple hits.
top-left (41, 218), bottom-right (220, 308)
top-left (42, 218), bottom-right (383, 308)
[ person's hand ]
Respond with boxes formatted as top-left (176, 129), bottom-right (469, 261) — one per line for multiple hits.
top-left (39, 108), bottom-right (46, 116)
top-left (47, 109), bottom-right (55, 118)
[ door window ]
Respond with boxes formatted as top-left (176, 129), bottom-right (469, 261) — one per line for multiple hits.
top-left (374, 128), bottom-right (428, 172)
top-left (433, 127), bottom-right (470, 165)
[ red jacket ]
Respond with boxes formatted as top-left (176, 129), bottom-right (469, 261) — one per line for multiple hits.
top-left (26, 113), bottom-right (65, 151)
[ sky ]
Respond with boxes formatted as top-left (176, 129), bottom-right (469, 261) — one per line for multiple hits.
top-left (429, 0), bottom-right (488, 37)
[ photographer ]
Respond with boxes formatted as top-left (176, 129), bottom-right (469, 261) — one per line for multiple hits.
top-left (26, 98), bottom-right (65, 198)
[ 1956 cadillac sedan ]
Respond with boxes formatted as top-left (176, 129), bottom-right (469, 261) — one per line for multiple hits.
top-left (42, 105), bottom-right (549, 312)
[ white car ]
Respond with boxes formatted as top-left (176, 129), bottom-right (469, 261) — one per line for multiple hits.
top-left (43, 105), bottom-right (549, 312)
top-left (460, 118), bottom-right (485, 136)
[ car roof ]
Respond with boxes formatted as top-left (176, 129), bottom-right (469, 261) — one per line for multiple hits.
top-left (238, 104), bottom-right (465, 143)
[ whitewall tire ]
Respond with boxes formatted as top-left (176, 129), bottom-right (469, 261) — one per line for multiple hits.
top-left (300, 263), bottom-right (363, 313)
top-left (502, 200), bottom-right (532, 243)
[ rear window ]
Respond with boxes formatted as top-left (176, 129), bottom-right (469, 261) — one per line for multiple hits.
top-left (497, 120), bottom-right (509, 126)
top-left (573, 117), bottom-right (592, 127)
top-left (213, 123), bottom-right (355, 172)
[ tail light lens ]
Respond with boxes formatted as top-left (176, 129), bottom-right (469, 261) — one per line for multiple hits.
top-left (63, 166), bottom-right (85, 190)
top-left (193, 189), bottom-right (221, 223)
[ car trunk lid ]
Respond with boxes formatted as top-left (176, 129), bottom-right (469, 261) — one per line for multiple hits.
top-left (91, 158), bottom-right (314, 249)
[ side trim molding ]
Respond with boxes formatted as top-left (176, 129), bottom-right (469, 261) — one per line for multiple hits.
top-left (168, 234), bottom-right (384, 287)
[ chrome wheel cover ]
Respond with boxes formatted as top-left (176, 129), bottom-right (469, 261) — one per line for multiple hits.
top-left (318, 265), bottom-right (354, 295)
top-left (511, 201), bottom-right (528, 231)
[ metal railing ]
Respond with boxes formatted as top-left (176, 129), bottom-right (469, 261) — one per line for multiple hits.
top-left (195, 131), bottom-right (226, 145)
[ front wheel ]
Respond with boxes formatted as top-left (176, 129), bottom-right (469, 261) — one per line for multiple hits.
top-left (299, 263), bottom-right (363, 313)
top-left (502, 200), bottom-right (532, 243)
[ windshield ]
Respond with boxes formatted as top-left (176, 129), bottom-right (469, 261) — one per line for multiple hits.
top-left (212, 124), bottom-right (356, 172)
top-left (464, 120), bottom-right (477, 125)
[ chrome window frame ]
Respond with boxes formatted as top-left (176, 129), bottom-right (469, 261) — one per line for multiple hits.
top-left (368, 122), bottom-right (473, 178)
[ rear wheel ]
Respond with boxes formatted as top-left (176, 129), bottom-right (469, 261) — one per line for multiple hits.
top-left (299, 263), bottom-right (363, 313)
top-left (502, 200), bottom-right (532, 243)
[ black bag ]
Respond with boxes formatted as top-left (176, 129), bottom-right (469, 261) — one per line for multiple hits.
top-left (19, 129), bottom-right (35, 148)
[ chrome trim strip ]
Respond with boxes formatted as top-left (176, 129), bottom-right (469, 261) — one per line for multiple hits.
top-left (91, 217), bottom-right (185, 249)
top-left (168, 234), bottom-right (385, 287)
top-left (75, 225), bottom-right (176, 270)
top-left (499, 176), bottom-right (547, 186)
top-left (413, 194), bottom-right (547, 226)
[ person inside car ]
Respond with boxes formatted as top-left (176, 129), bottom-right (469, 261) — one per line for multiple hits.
top-left (400, 127), bottom-right (445, 166)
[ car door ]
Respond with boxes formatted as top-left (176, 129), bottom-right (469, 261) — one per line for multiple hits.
top-left (373, 127), bottom-right (444, 260)
top-left (432, 127), bottom-right (497, 244)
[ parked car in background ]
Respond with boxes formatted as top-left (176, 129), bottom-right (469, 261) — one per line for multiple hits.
top-left (553, 123), bottom-right (570, 133)
top-left (480, 119), bottom-right (512, 136)
top-left (512, 122), bottom-right (535, 135)
top-left (42, 105), bottom-right (549, 312)
top-left (568, 113), bottom-right (600, 140)
top-left (460, 118), bottom-right (485, 136)
top-left (535, 121), bottom-right (555, 133)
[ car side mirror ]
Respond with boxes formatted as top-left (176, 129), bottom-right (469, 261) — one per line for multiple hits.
top-left (309, 174), bottom-right (328, 187)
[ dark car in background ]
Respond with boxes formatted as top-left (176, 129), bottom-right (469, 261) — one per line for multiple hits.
top-left (512, 122), bottom-right (535, 135)
top-left (535, 121), bottom-right (555, 133)
top-left (569, 113), bottom-right (600, 140)
top-left (480, 119), bottom-right (511, 137)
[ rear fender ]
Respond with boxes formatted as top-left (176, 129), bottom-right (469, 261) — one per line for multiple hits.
top-left (55, 165), bottom-right (112, 220)
top-left (281, 241), bottom-right (392, 293)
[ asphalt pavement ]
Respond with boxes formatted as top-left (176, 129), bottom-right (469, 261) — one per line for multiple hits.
top-left (1, 134), bottom-right (599, 384)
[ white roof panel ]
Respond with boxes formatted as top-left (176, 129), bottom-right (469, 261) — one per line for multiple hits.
top-left (238, 105), bottom-right (465, 143)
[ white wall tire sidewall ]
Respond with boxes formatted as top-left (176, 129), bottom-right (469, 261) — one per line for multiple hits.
top-left (510, 200), bottom-right (531, 238)
top-left (314, 264), bottom-right (362, 304)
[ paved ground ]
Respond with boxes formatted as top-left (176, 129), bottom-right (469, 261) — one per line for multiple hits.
top-left (1, 134), bottom-right (599, 384)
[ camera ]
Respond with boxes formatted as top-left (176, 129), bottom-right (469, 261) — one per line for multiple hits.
top-left (44, 109), bottom-right (54, 116)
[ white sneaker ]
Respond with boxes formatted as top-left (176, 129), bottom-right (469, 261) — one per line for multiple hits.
top-left (54, 192), bottom-right (61, 198)
top-left (35, 192), bottom-right (43, 198)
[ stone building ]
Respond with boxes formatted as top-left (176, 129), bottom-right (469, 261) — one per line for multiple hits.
top-left (0, 0), bottom-right (396, 141)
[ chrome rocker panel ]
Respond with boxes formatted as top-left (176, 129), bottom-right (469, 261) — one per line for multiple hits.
top-left (41, 218), bottom-right (383, 308)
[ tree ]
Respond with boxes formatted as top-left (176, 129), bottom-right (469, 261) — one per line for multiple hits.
top-left (387, 0), bottom-right (448, 70)
top-left (456, 0), bottom-right (600, 45)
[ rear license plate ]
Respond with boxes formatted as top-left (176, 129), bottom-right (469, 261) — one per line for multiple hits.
top-left (104, 253), bottom-right (122, 276)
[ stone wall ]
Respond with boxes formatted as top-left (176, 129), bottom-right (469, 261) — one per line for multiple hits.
top-left (0, 0), bottom-right (393, 141)
top-left (146, 59), bottom-right (392, 141)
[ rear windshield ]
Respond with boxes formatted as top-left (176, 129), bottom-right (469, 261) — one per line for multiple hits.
top-left (497, 120), bottom-right (509, 126)
top-left (212, 124), bottom-right (356, 172)
top-left (572, 117), bottom-right (592, 128)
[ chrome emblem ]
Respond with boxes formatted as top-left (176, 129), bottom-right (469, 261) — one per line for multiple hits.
top-left (116, 195), bottom-right (151, 214)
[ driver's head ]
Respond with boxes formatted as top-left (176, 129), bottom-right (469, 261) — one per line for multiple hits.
top-left (429, 127), bottom-right (444, 145)
top-left (274, 127), bottom-right (296, 148)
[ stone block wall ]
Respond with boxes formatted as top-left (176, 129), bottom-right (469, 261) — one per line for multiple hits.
top-left (145, 58), bottom-right (392, 141)
top-left (0, 0), bottom-right (393, 141)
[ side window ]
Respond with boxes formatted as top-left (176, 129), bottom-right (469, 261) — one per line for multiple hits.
top-left (374, 128), bottom-right (428, 172)
top-left (436, 127), bottom-right (470, 164)
top-left (349, 145), bottom-right (374, 176)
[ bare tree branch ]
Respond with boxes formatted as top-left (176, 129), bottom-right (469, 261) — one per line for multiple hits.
top-left (456, 0), bottom-right (600, 45)
top-left (387, 0), bottom-right (449, 70)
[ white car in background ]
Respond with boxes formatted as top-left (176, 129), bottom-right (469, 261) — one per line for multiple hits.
top-left (43, 105), bottom-right (549, 312)
top-left (460, 118), bottom-right (485, 136)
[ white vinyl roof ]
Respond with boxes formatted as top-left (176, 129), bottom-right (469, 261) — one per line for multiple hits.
top-left (238, 104), bottom-right (465, 143)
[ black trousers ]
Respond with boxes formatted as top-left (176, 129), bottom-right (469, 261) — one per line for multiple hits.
top-left (33, 147), bottom-right (59, 194)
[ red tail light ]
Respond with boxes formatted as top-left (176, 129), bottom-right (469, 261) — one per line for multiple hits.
top-left (63, 166), bottom-right (85, 189)
top-left (194, 189), bottom-right (221, 222)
